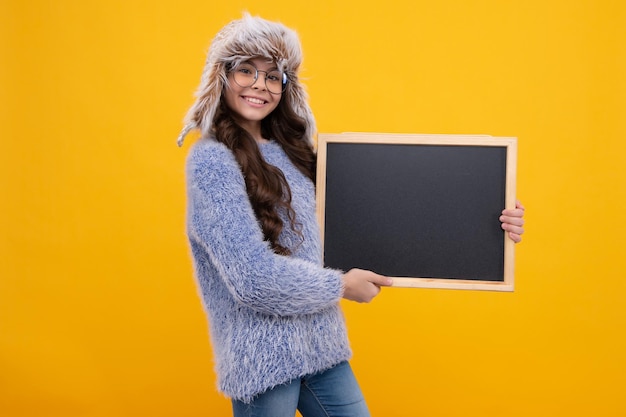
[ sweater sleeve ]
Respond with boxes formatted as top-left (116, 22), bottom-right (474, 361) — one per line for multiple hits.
top-left (186, 141), bottom-right (344, 317)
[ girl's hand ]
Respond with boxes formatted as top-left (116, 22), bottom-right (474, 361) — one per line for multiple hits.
top-left (500, 200), bottom-right (525, 243)
top-left (342, 268), bottom-right (393, 303)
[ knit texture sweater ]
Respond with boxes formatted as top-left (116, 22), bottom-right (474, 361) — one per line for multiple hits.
top-left (185, 138), bottom-right (351, 403)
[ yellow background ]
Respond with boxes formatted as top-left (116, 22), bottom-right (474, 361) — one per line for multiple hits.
top-left (1, 1), bottom-right (624, 416)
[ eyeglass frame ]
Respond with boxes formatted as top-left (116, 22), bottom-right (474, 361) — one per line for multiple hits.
top-left (228, 62), bottom-right (288, 95)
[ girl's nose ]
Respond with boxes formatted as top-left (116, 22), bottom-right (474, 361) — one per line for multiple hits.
top-left (251, 75), bottom-right (267, 90)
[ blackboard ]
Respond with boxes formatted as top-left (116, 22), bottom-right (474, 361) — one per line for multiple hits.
top-left (316, 133), bottom-right (517, 291)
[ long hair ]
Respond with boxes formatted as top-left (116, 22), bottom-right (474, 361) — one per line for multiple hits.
top-left (212, 87), bottom-right (316, 256)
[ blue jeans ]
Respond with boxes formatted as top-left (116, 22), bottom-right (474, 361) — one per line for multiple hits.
top-left (231, 361), bottom-right (370, 417)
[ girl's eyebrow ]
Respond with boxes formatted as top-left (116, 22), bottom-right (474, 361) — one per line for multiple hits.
top-left (244, 59), bottom-right (278, 71)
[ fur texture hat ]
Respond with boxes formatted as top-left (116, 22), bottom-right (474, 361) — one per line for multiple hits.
top-left (177, 13), bottom-right (315, 147)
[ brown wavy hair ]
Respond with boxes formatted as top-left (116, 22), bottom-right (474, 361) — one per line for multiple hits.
top-left (212, 87), bottom-right (316, 256)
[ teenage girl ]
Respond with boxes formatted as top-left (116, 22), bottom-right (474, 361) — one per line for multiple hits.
top-left (178, 14), bottom-right (525, 417)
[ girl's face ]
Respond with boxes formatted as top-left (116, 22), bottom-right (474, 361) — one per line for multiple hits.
top-left (224, 57), bottom-right (283, 134)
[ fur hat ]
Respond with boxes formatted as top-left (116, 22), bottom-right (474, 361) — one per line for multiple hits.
top-left (177, 13), bottom-right (315, 147)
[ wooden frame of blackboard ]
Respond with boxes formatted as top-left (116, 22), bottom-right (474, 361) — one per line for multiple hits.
top-left (316, 133), bottom-right (517, 291)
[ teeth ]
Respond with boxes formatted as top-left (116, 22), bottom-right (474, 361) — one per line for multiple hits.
top-left (246, 97), bottom-right (264, 104)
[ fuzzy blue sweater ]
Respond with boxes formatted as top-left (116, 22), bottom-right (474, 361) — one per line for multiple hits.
top-left (185, 138), bottom-right (351, 403)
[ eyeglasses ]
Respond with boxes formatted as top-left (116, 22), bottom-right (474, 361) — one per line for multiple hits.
top-left (230, 63), bottom-right (287, 95)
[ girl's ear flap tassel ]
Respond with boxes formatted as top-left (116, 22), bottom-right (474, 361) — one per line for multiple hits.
top-left (177, 124), bottom-right (193, 147)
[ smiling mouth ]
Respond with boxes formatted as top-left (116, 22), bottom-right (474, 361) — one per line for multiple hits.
top-left (244, 96), bottom-right (266, 105)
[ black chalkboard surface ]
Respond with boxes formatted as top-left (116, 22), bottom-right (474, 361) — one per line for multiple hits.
top-left (316, 133), bottom-right (517, 291)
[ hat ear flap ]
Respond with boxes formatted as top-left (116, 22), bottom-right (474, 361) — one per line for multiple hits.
top-left (177, 64), bottom-right (226, 146)
top-left (287, 79), bottom-right (316, 146)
